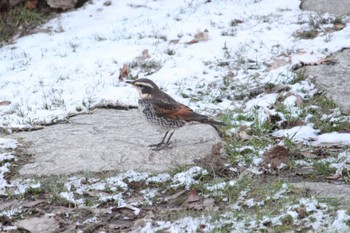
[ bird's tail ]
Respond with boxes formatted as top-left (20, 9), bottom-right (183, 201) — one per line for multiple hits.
top-left (200, 118), bottom-right (227, 126)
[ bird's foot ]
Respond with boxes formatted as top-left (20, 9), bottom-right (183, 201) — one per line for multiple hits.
top-left (149, 143), bottom-right (172, 151)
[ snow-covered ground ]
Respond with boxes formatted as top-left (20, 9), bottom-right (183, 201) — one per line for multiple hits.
top-left (1, 0), bottom-right (350, 231)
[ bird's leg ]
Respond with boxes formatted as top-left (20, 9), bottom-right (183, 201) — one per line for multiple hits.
top-left (149, 131), bottom-right (168, 147)
top-left (165, 131), bottom-right (175, 145)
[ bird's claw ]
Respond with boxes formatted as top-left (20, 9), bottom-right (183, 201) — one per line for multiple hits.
top-left (149, 143), bottom-right (172, 151)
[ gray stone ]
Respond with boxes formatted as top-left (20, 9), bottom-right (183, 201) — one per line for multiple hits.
top-left (304, 49), bottom-right (350, 114)
top-left (301, 0), bottom-right (350, 15)
top-left (10, 109), bottom-right (221, 176)
top-left (15, 214), bottom-right (60, 233)
top-left (46, 0), bottom-right (78, 10)
top-left (292, 182), bottom-right (350, 208)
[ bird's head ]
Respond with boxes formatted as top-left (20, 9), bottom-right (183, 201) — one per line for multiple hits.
top-left (126, 78), bottom-right (159, 99)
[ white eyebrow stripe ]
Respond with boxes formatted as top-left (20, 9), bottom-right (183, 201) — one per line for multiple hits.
top-left (134, 82), bottom-right (154, 88)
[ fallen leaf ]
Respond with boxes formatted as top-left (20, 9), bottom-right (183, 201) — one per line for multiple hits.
top-left (325, 173), bottom-right (342, 181)
top-left (194, 29), bottom-right (209, 41)
top-left (0, 101), bottom-right (11, 106)
top-left (118, 64), bottom-right (128, 81)
top-left (338, 130), bottom-right (350, 134)
top-left (236, 127), bottom-right (252, 140)
top-left (334, 23), bottom-right (345, 31)
top-left (265, 83), bottom-right (289, 94)
top-left (25, 0), bottom-right (38, 9)
top-left (21, 199), bottom-right (46, 208)
top-left (186, 39), bottom-right (199, 44)
top-left (261, 145), bottom-right (290, 171)
top-left (297, 207), bottom-right (307, 219)
top-left (169, 39), bottom-right (180, 44)
top-left (325, 174), bottom-right (342, 180)
top-left (163, 190), bottom-right (186, 202)
top-left (267, 58), bottom-right (289, 70)
top-left (203, 198), bottom-right (215, 210)
top-left (185, 189), bottom-right (200, 203)
top-left (299, 151), bottom-right (318, 159)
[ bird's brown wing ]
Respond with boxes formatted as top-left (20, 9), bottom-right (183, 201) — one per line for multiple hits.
top-left (152, 101), bottom-right (201, 121)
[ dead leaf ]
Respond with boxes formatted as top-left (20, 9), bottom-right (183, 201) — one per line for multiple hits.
top-left (231, 19), bottom-right (244, 24)
top-left (325, 174), bottom-right (342, 180)
top-left (163, 190), bottom-right (186, 202)
top-left (337, 130), bottom-right (350, 134)
top-left (236, 126), bottom-right (252, 140)
top-left (267, 58), bottom-right (289, 70)
top-left (169, 39), bottom-right (180, 44)
top-left (118, 64), bottom-right (128, 81)
top-left (185, 189), bottom-right (200, 203)
top-left (21, 199), bottom-right (46, 208)
top-left (265, 84), bottom-right (289, 94)
top-left (297, 207), bottom-right (307, 219)
top-left (0, 200), bottom-right (19, 211)
top-left (194, 29), bottom-right (209, 41)
top-left (334, 23), bottom-right (345, 31)
top-left (325, 173), bottom-right (342, 181)
top-left (261, 145), bottom-right (289, 170)
top-left (141, 49), bottom-right (150, 59)
top-left (203, 198), bottom-right (215, 210)
top-left (300, 151), bottom-right (318, 159)
top-left (25, 0), bottom-right (38, 9)
top-left (294, 94), bottom-right (303, 107)
top-left (0, 101), bottom-right (11, 106)
top-left (186, 39), bottom-right (199, 45)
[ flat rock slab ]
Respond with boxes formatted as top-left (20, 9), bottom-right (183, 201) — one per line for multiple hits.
top-left (15, 214), bottom-right (60, 233)
top-left (292, 182), bottom-right (350, 208)
top-left (304, 49), bottom-right (350, 114)
top-left (10, 109), bottom-right (221, 176)
top-left (301, 0), bottom-right (350, 15)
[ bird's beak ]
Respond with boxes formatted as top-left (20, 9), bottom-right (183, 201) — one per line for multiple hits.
top-left (125, 80), bottom-right (134, 85)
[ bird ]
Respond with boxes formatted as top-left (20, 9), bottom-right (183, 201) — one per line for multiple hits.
top-left (126, 78), bottom-right (226, 150)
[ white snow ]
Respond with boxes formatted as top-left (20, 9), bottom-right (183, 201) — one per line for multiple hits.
top-left (311, 132), bottom-right (350, 146)
top-left (171, 166), bottom-right (208, 189)
top-left (272, 124), bottom-right (320, 142)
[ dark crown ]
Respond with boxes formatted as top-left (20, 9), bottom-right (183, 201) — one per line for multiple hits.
top-left (126, 78), bottom-right (159, 96)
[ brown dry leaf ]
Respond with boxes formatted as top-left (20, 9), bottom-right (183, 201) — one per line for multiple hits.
top-left (236, 127), bottom-right (252, 140)
top-left (194, 29), bottom-right (209, 41)
top-left (25, 0), bottom-right (38, 9)
top-left (265, 83), bottom-right (289, 94)
top-left (262, 145), bottom-right (290, 170)
top-left (0, 101), bottom-right (11, 106)
top-left (169, 39), bottom-right (180, 44)
top-left (313, 57), bottom-right (336, 65)
top-left (0, 200), bottom-right (19, 211)
top-left (267, 58), bottom-right (289, 71)
top-left (203, 198), bottom-right (215, 210)
top-left (185, 189), bottom-right (200, 203)
top-left (21, 199), bottom-right (46, 208)
top-left (163, 190), bottom-right (186, 202)
top-left (334, 23), bottom-right (345, 31)
top-left (118, 64), bottom-right (128, 81)
top-left (141, 49), bottom-right (150, 59)
top-left (338, 130), bottom-right (350, 133)
top-left (296, 49), bottom-right (306, 55)
top-left (325, 173), bottom-right (342, 181)
top-left (294, 94), bottom-right (303, 107)
top-left (297, 207), bottom-right (307, 219)
top-left (232, 19), bottom-right (244, 24)
top-left (300, 151), bottom-right (318, 159)
top-left (186, 39), bottom-right (199, 45)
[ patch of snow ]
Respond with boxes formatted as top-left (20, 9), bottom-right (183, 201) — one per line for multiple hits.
top-left (311, 132), bottom-right (350, 147)
top-left (272, 124), bottom-right (320, 142)
top-left (171, 166), bottom-right (208, 190)
top-left (0, 138), bottom-right (17, 149)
